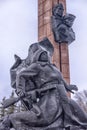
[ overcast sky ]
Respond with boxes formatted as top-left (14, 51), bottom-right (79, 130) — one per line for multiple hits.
top-left (0, 0), bottom-right (87, 100)
top-left (67, 0), bottom-right (87, 92)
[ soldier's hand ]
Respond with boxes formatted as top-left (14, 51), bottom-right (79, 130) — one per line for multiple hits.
top-left (69, 85), bottom-right (78, 91)
top-left (16, 90), bottom-right (25, 98)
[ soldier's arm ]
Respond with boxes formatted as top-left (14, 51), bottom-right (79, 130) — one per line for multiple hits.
top-left (58, 70), bottom-right (78, 93)
top-left (61, 76), bottom-right (78, 92)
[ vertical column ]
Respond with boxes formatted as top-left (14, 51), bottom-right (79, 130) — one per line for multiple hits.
top-left (38, 0), bottom-right (70, 84)
top-left (60, 43), bottom-right (70, 83)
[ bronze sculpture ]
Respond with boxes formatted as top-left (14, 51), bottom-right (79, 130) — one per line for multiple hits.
top-left (0, 38), bottom-right (87, 130)
top-left (51, 3), bottom-right (76, 44)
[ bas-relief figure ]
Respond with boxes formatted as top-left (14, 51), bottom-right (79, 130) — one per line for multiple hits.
top-left (51, 3), bottom-right (76, 44)
top-left (0, 38), bottom-right (87, 130)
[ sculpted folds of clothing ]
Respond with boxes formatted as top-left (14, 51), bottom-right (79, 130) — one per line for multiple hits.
top-left (51, 16), bottom-right (75, 44)
top-left (16, 62), bottom-right (63, 92)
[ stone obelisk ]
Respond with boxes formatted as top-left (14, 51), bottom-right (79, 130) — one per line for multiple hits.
top-left (38, 0), bottom-right (70, 84)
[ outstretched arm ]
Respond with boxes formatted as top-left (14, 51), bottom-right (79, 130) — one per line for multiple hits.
top-left (61, 78), bottom-right (78, 93)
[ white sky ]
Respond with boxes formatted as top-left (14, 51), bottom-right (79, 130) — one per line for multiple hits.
top-left (67, 0), bottom-right (87, 92)
top-left (0, 0), bottom-right (87, 100)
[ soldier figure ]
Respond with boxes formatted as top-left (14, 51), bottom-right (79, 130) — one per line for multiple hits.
top-left (0, 38), bottom-right (87, 130)
top-left (51, 3), bottom-right (76, 44)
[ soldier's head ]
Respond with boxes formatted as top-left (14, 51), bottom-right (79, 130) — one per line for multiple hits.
top-left (26, 38), bottom-right (54, 64)
top-left (52, 3), bottom-right (64, 17)
top-left (26, 43), bottom-right (41, 65)
top-left (38, 51), bottom-right (49, 62)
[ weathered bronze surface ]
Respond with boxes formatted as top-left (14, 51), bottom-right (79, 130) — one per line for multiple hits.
top-left (0, 38), bottom-right (87, 130)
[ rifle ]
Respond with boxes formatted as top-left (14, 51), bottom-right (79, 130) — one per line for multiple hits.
top-left (3, 83), bottom-right (77, 109)
top-left (3, 85), bottom-right (57, 109)
top-left (3, 96), bottom-right (22, 108)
